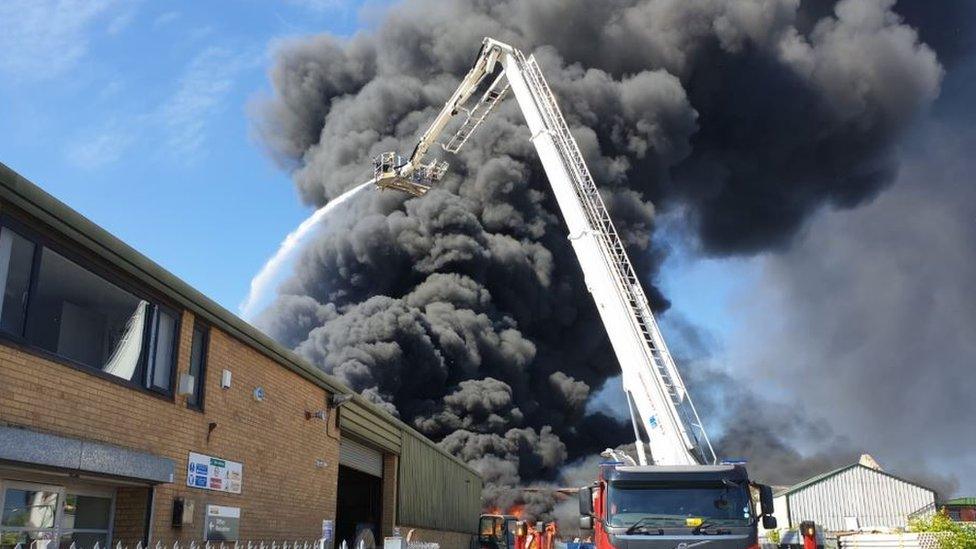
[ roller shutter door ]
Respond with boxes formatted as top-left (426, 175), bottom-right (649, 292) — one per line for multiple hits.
top-left (339, 437), bottom-right (383, 477)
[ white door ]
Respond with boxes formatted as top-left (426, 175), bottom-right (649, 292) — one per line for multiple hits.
top-left (0, 480), bottom-right (115, 549)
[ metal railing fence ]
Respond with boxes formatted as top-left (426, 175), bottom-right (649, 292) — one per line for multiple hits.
top-left (10, 539), bottom-right (441, 549)
top-left (11, 540), bottom-right (325, 549)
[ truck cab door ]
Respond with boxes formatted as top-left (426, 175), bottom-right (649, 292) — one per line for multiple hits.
top-left (478, 516), bottom-right (509, 549)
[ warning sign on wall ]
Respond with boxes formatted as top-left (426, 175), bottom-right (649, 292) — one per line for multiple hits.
top-left (186, 452), bottom-right (243, 494)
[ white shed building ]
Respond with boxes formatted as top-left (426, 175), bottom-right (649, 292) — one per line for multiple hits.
top-left (772, 455), bottom-right (936, 532)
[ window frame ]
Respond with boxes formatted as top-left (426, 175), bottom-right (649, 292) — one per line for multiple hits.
top-left (144, 304), bottom-right (181, 395)
top-left (0, 480), bottom-right (116, 549)
top-left (186, 321), bottom-right (210, 412)
top-left (0, 214), bottom-right (182, 400)
top-left (0, 480), bottom-right (62, 548)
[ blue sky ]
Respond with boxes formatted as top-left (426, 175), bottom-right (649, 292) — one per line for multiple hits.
top-left (0, 0), bottom-right (381, 313)
top-left (0, 0), bottom-right (751, 345)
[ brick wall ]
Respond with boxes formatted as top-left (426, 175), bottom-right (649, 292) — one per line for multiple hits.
top-left (112, 487), bottom-right (150, 544)
top-left (0, 310), bottom-right (340, 541)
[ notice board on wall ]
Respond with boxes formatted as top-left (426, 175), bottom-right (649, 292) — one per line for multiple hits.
top-left (186, 452), bottom-right (243, 494)
top-left (205, 505), bottom-right (240, 541)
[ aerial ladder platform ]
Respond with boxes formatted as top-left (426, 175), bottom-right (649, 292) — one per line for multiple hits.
top-left (370, 36), bottom-right (779, 549)
top-left (372, 37), bottom-right (714, 467)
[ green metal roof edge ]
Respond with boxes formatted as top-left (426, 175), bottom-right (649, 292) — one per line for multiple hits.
top-left (779, 462), bottom-right (936, 497)
top-left (0, 161), bottom-right (481, 480)
top-left (778, 463), bottom-right (858, 496)
top-left (945, 497), bottom-right (976, 506)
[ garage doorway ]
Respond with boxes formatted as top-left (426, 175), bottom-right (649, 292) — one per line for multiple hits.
top-left (336, 439), bottom-right (383, 548)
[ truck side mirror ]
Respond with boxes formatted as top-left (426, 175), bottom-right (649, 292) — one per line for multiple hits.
top-left (762, 516), bottom-right (777, 530)
top-left (578, 486), bottom-right (593, 515)
top-left (579, 516), bottom-right (594, 530)
top-left (759, 484), bottom-right (774, 516)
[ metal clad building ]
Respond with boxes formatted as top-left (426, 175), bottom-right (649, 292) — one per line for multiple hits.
top-left (776, 459), bottom-right (935, 532)
top-left (398, 431), bottom-right (483, 534)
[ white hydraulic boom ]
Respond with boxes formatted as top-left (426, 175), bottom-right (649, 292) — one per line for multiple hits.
top-left (373, 37), bottom-right (716, 467)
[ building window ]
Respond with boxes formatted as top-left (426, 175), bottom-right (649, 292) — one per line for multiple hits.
top-left (0, 228), bottom-right (35, 335)
top-left (0, 223), bottom-right (179, 396)
top-left (60, 494), bottom-right (112, 549)
top-left (187, 323), bottom-right (209, 410)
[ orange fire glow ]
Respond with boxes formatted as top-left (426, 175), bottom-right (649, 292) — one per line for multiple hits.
top-left (483, 504), bottom-right (526, 518)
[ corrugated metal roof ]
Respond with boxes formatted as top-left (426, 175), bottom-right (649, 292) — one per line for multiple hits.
top-left (785, 464), bottom-right (936, 531)
top-left (0, 161), bottom-right (479, 479)
top-left (778, 463), bottom-right (935, 497)
top-left (945, 497), bottom-right (976, 506)
top-left (776, 463), bottom-right (858, 496)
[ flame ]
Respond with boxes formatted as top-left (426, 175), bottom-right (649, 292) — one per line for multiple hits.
top-left (482, 504), bottom-right (526, 518)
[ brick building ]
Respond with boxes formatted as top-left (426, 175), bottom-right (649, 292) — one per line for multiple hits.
top-left (0, 163), bottom-right (482, 549)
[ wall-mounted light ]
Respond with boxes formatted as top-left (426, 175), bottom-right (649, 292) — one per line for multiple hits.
top-left (305, 410), bottom-right (328, 421)
top-left (253, 387), bottom-right (266, 402)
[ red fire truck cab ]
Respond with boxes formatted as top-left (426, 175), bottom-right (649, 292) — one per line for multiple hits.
top-left (578, 462), bottom-right (777, 549)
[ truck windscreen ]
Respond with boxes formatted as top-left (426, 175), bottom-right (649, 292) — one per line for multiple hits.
top-left (606, 482), bottom-right (753, 528)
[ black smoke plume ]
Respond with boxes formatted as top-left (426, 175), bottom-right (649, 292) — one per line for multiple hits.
top-left (251, 0), bottom-right (959, 515)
